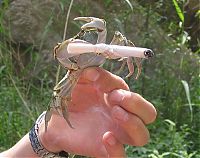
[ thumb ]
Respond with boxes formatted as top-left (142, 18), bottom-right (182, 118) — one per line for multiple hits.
top-left (102, 132), bottom-right (126, 158)
top-left (79, 67), bottom-right (129, 93)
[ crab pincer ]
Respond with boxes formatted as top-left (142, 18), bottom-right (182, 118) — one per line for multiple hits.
top-left (74, 17), bottom-right (106, 32)
top-left (74, 17), bottom-right (107, 43)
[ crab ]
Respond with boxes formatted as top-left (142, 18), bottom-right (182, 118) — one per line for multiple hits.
top-left (44, 17), bottom-right (154, 131)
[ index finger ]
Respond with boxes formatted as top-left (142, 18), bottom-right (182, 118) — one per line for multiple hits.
top-left (108, 89), bottom-right (157, 124)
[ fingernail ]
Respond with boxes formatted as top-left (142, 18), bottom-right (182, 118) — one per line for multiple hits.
top-left (84, 68), bottom-right (100, 81)
top-left (112, 106), bottom-right (129, 122)
top-left (106, 134), bottom-right (116, 146)
top-left (109, 90), bottom-right (125, 103)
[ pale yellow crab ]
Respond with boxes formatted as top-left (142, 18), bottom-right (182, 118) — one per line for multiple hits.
top-left (45, 17), bottom-right (154, 131)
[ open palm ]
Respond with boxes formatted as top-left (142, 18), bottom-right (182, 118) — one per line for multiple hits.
top-left (40, 67), bottom-right (156, 157)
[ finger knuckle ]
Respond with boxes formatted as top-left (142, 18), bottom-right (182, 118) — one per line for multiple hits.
top-left (131, 93), bottom-right (142, 103)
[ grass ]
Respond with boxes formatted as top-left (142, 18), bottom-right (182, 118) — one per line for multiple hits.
top-left (0, 0), bottom-right (200, 157)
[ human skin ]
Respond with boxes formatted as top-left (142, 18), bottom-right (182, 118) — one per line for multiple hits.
top-left (0, 67), bottom-right (156, 158)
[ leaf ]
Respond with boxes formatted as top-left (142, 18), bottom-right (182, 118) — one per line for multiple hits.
top-left (164, 119), bottom-right (176, 131)
top-left (172, 0), bottom-right (184, 22)
top-left (104, 0), bottom-right (112, 7)
top-left (181, 80), bottom-right (193, 122)
top-left (195, 10), bottom-right (200, 18)
top-left (161, 152), bottom-right (172, 157)
top-left (0, 65), bottom-right (6, 74)
top-left (181, 31), bottom-right (189, 45)
top-left (164, 119), bottom-right (175, 126)
top-left (124, 0), bottom-right (133, 11)
top-left (188, 151), bottom-right (197, 158)
top-left (59, 2), bottom-right (64, 12)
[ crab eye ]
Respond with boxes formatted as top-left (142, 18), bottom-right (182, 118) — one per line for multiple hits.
top-left (144, 49), bottom-right (154, 58)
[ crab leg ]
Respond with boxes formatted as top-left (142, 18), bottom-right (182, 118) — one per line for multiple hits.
top-left (109, 31), bottom-right (134, 78)
top-left (67, 42), bottom-right (154, 59)
top-left (45, 102), bottom-right (54, 132)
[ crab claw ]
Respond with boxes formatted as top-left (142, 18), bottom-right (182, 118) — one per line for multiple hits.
top-left (74, 17), bottom-right (106, 32)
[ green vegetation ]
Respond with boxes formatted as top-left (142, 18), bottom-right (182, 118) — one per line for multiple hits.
top-left (0, 0), bottom-right (199, 157)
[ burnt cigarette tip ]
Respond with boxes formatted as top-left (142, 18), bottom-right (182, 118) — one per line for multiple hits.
top-left (144, 49), bottom-right (154, 58)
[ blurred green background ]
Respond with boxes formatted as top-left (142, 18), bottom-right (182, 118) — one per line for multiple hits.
top-left (0, 0), bottom-right (199, 157)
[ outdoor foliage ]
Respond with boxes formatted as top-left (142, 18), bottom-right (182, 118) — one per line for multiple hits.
top-left (0, 0), bottom-right (199, 157)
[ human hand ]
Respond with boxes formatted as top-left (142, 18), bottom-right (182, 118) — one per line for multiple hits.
top-left (39, 67), bottom-right (157, 157)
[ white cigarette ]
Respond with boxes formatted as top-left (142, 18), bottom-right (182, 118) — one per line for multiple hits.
top-left (67, 42), bottom-right (96, 55)
top-left (67, 42), bottom-right (154, 59)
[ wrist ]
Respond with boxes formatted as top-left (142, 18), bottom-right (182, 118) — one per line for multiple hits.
top-left (29, 111), bottom-right (68, 157)
top-left (38, 120), bottom-right (61, 153)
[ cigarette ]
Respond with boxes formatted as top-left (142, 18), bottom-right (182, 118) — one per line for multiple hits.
top-left (67, 41), bottom-right (154, 59)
